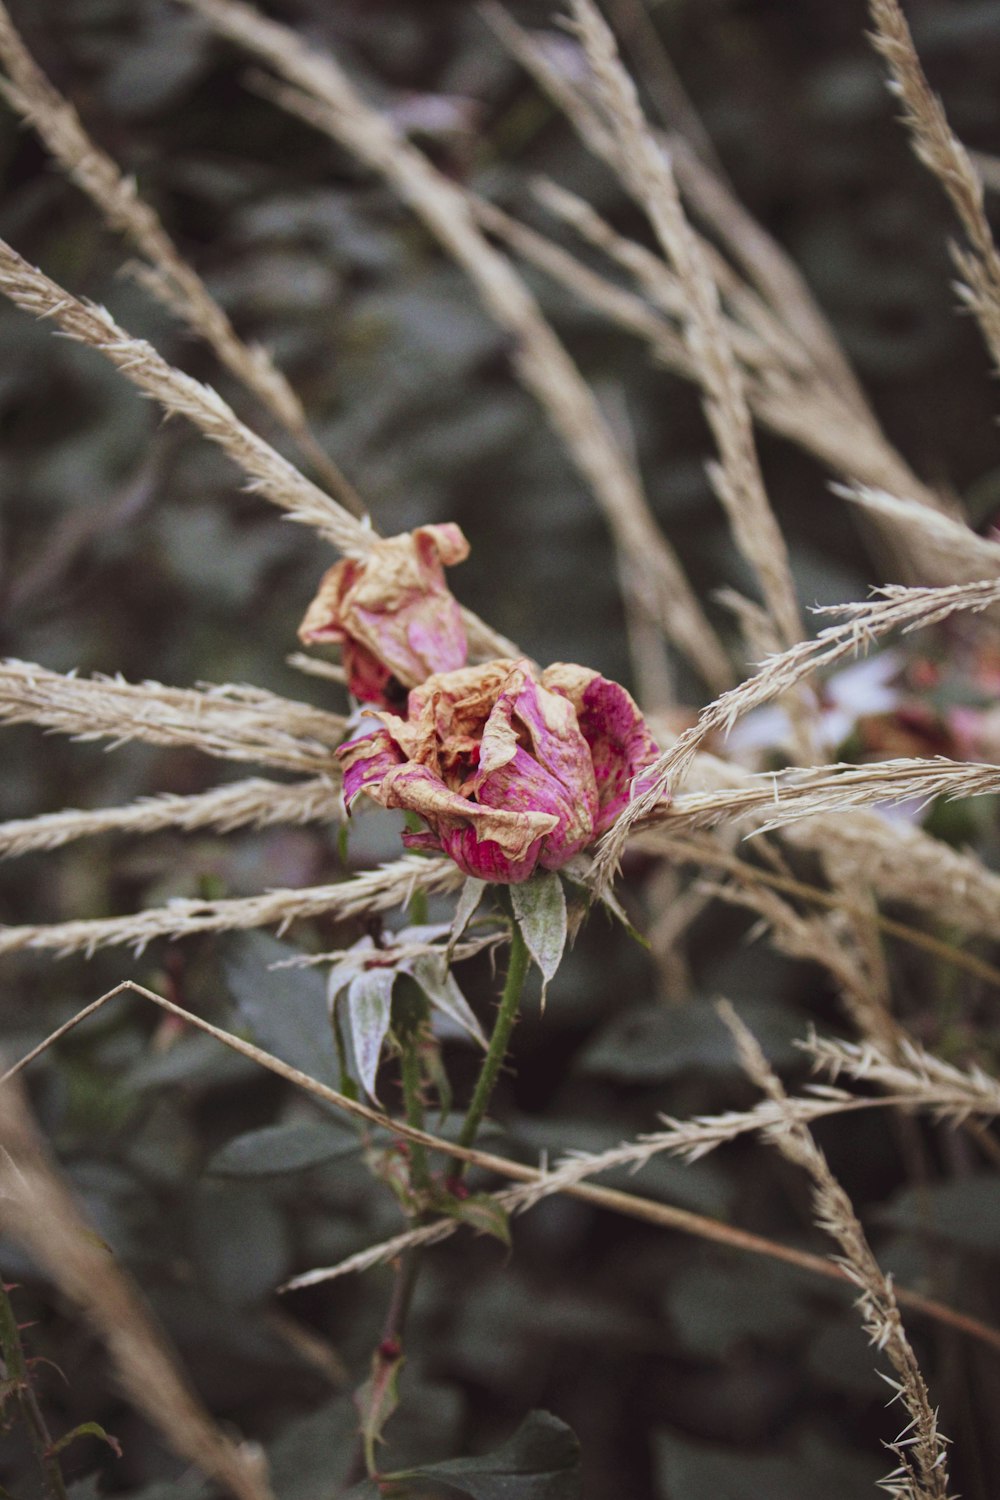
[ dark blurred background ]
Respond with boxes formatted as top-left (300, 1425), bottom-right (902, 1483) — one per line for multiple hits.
top-left (1, 2), bottom-right (1000, 1497)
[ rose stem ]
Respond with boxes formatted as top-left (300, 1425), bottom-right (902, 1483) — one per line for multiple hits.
top-left (457, 919), bottom-right (530, 1164)
top-left (0, 1279), bottom-right (70, 1500)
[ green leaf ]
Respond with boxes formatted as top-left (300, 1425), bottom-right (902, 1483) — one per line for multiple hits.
top-left (510, 873), bottom-right (567, 1006)
top-left (226, 934), bottom-right (340, 1088)
top-left (406, 954), bottom-right (487, 1047)
top-left (347, 968), bottom-right (397, 1103)
top-left (445, 1193), bottom-right (511, 1249)
top-left (49, 1421), bottom-right (122, 1460)
top-left (450, 877), bottom-right (487, 953)
top-left (578, 997), bottom-right (803, 1083)
top-left (206, 1120), bottom-right (358, 1177)
top-left (878, 1174), bottom-right (1000, 1254)
top-left (356, 1346), bottom-right (405, 1477)
top-left (393, 1410), bottom-right (581, 1499)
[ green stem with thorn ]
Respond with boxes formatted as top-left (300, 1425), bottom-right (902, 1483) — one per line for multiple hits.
top-left (457, 919), bottom-right (530, 1163)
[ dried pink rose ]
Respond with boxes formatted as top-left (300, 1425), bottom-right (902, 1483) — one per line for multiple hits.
top-left (298, 524), bottom-right (469, 706)
top-left (338, 658), bottom-right (660, 883)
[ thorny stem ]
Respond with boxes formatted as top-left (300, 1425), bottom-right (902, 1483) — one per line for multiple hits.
top-left (457, 921), bottom-right (531, 1164)
top-left (398, 1018), bottom-right (432, 1198)
top-left (0, 1279), bottom-right (69, 1500)
top-left (344, 988), bottom-right (431, 1489)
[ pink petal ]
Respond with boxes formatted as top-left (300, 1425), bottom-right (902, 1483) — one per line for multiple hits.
top-left (510, 669), bottom-right (598, 830)
top-left (565, 673), bottom-right (660, 832)
top-left (379, 762), bottom-right (558, 861)
top-left (438, 824), bottom-right (543, 883)
top-left (339, 728), bottom-right (405, 809)
top-left (474, 745), bottom-right (594, 868)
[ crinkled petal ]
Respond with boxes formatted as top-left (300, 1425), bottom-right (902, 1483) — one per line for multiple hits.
top-left (474, 745), bottom-right (594, 868)
top-left (339, 728), bottom-right (406, 810)
top-left (379, 762), bottom-right (558, 861)
top-left (543, 664), bottom-right (659, 832)
top-left (297, 527), bottom-right (470, 704)
top-left (511, 669), bottom-right (598, 830)
top-left (438, 824), bottom-right (543, 883)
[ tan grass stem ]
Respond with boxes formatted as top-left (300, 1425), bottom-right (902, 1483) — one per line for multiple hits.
top-left (598, 575), bottom-right (1000, 879)
top-left (868, 0), bottom-right (1000, 380)
top-left (721, 1003), bottom-right (952, 1499)
top-left (0, 1079), bottom-right (274, 1500)
top-left (0, 237), bottom-right (516, 666)
top-left (0, 776), bottom-right (340, 860)
top-left (6, 981), bottom-right (1000, 1361)
top-left (568, 0), bottom-right (802, 654)
top-left (0, 853), bottom-right (464, 958)
top-left (0, 2), bottom-right (363, 516)
top-left (179, 0), bottom-right (733, 692)
top-left (0, 658), bottom-right (345, 774)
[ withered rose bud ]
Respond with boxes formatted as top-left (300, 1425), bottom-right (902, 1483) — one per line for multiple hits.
top-left (298, 524), bottom-right (469, 706)
top-left (338, 658), bottom-right (660, 883)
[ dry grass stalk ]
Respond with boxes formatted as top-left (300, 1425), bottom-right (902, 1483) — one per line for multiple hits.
top-left (0, 1078), bottom-right (274, 1500)
top-left (0, 1), bottom-right (363, 514)
top-left (0, 658), bottom-right (345, 773)
top-left (538, 175), bottom-right (796, 376)
top-left (567, 0), bottom-right (803, 654)
top-left (641, 827), bottom-right (1000, 990)
top-left (0, 852), bottom-right (464, 958)
top-left (527, 175), bottom-right (942, 517)
top-left (0, 234), bottom-right (513, 664)
top-left (805, 1032), bottom-right (1000, 1120)
top-left (180, 0), bottom-right (733, 693)
top-left (598, 575), bottom-right (1000, 878)
top-left (664, 131), bottom-right (869, 406)
top-left (868, 0), bottom-right (1000, 378)
top-left (0, 776), bottom-right (340, 860)
top-left (783, 806), bottom-right (1000, 944)
top-left (664, 755), bottom-right (1000, 836)
top-left (704, 872), bottom-right (900, 1050)
top-left (839, 483), bottom-right (1000, 584)
top-left (0, 237), bottom-right (366, 554)
top-left (485, 4), bottom-right (957, 572)
top-left (637, 736), bottom-right (1000, 945)
top-left (8, 979), bottom-right (998, 1358)
top-left (0, 979), bottom-right (873, 1302)
top-left (719, 1002), bottom-right (952, 1500)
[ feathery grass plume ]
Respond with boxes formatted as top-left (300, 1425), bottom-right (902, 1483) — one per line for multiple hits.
top-left (838, 483), bottom-right (1000, 585)
top-left (0, 853), bottom-right (464, 958)
top-left (867, 0), bottom-right (1000, 379)
top-left (0, 1078), bottom-right (274, 1500)
top-left (286, 1066), bottom-right (1000, 1317)
top-left (597, 575), bottom-right (1000, 881)
top-left (0, 776), bottom-right (340, 860)
top-left (663, 756), bottom-right (1000, 835)
top-left (566, 0), bottom-right (802, 655)
top-left (719, 1002), bottom-right (952, 1500)
top-left (0, 659), bottom-right (345, 773)
top-left (783, 805), bottom-right (1000, 944)
top-left (0, 237), bottom-right (516, 664)
top-left (8, 980), bottom-right (998, 1357)
top-left (177, 0), bottom-right (733, 694)
top-left (805, 1032), bottom-right (1000, 1120)
top-left (637, 827), bottom-right (1000, 992)
top-left (0, 0), bottom-right (362, 514)
top-left (702, 869), bottom-right (900, 1051)
top-left (526, 175), bottom-right (942, 514)
top-left (637, 733), bottom-right (1000, 945)
top-left (0, 237), bottom-right (362, 552)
